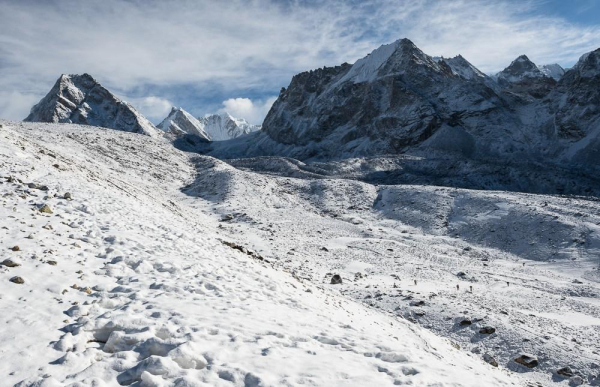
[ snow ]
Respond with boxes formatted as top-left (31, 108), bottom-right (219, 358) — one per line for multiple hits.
top-left (199, 112), bottom-right (261, 141)
top-left (157, 107), bottom-right (210, 140)
top-left (0, 121), bottom-right (527, 386)
top-left (537, 64), bottom-right (565, 81)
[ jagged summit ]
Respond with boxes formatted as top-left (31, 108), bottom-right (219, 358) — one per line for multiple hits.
top-left (496, 55), bottom-right (545, 84)
top-left (537, 63), bottom-right (565, 81)
top-left (25, 73), bottom-right (159, 137)
top-left (337, 38), bottom-right (442, 85)
top-left (199, 112), bottom-right (261, 141)
top-left (158, 107), bottom-right (210, 140)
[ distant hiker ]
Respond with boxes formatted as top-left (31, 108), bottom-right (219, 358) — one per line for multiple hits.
top-left (523, 262), bottom-right (525, 267)
top-left (414, 279), bottom-right (417, 285)
top-left (470, 285), bottom-right (473, 292)
top-left (507, 281), bottom-right (510, 286)
top-left (456, 284), bottom-right (459, 290)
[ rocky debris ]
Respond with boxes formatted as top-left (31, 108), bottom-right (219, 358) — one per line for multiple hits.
top-left (409, 300), bottom-right (425, 307)
top-left (221, 214), bottom-right (234, 222)
top-left (9, 276), bottom-right (25, 284)
top-left (320, 246), bottom-right (329, 252)
top-left (39, 204), bottom-right (53, 214)
top-left (458, 318), bottom-right (472, 326)
top-left (11, 245), bottom-right (20, 252)
top-left (330, 274), bottom-right (343, 285)
top-left (456, 271), bottom-right (467, 277)
top-left (479, 326), bottom-right (496, 334)
top-left (47, 260), bottom-right (58, 266)
top-left (63, 192), bottom-right (72, 200)
top-left (557, 367), bottom-right (574, 377)
top-left (27, 183), bottom-right (49, 191)
top-left (569, 376), bottom-right (584, 386)
top-left (514, 353), bottom-right (539, 368)
top-left (483, 353), bottom-right (498, 367)
top-left (1, 259), bottom-right (20, 267)
top-left (221, 241), bottom-right (267, 262)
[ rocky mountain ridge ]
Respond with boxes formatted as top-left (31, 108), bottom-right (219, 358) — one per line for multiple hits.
top-left (206, 39), bottom-right (599, 171)
top-left (24, 74), bottom-right (159, 137)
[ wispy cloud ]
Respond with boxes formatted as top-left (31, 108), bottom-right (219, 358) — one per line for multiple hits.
top-left (218, 97), bottom-right (278, 125)
top-left (0, 0), bottom-right (599, 122)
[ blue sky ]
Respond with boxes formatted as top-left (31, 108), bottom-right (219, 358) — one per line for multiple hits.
top-left (0, 0), bottom-right (599, 125)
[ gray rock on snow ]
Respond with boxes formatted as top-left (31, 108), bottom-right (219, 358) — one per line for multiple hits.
top-left (513, 353), bottom-right (538, 368)
top-left (330, 274), bottom-right (343, 285)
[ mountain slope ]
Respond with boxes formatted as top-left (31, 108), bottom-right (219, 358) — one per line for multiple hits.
top-left (0, 121), bottom-right (521, 386)
top-left (158, 106), bottom-right (210, 140)
top-left (24, 73), bottom-right (159, 137)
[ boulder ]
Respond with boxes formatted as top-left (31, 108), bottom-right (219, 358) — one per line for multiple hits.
top-left (514, 353), bottom-right (538, 368)
top-left (483, 353), bottom-right (498, 367)
top-left (9, 276), bottom-right (25, 284)
top-left (330, 274), bottom-right (343, 285)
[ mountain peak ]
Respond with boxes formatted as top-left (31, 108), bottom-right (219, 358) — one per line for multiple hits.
top-left (199, 112), bottom-right (261, 141)
top-left (496, 54), bottom-right (544, 84)
top-left (24, 73), bottom-right (159, 137)
top-left (158, 106), bottom-right (210, 140)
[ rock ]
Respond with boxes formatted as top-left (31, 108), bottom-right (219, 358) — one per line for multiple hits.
top-left (569, 376), bottom-right (584, 386)
top-left (221, 214), bottom-right (234, 221)
top-left (479, 326), bottom-right (496, 334)
top-left (47, 260), bottom-right (58, 266)
top-left (9, 276), bottom-right (24, 284)
top-left (64, 192), bottom-right (72, 200)
top-left (459, 318), bottom-right (472, 326)
top-left (39, 204), bottom-right (53, 214)
top-left (1, 259), bottom-right (20, 267)
top-left (514, 353), bottom-right (538, 368)
top-left (409, 300), bottom-right (425, 306)
top-left (27, 182), bottom-right (38, 189)
top-left (11, 245), bottom-right (20, 251)
top-left (483, 353), bottom-right (498, 367)
top-left (557, 367), bottom-right (574, 377)
top-left (320, 246), bottom-right (329, 252)
top-left (456, 271), bottom-right (467, 277)
top-left (330, 274), bottom-right (343, 285)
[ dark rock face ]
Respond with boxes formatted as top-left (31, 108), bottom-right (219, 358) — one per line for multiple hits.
top-left (256, 39), bottom-right (600, 168)
top-left (25, 74), bottom-right (159, 137)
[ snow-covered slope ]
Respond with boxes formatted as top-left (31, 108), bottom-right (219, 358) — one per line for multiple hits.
top-left (157, 106), bottom-right (210, 140)
top-left (0, 121), bottom-right (525, 386)
top-left (538, 63), bottom-right (565, 80)
top-left (24, 74), bottom-right (160, 137)
top-left (199, 112), bottom-right (261, 141)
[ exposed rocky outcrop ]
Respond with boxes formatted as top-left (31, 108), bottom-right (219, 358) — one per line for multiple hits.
top-left (25, 74), bottom-right (159, 137)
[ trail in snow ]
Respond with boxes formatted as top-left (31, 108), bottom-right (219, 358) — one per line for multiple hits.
top-left (0, 122), bottom-right (521, 386)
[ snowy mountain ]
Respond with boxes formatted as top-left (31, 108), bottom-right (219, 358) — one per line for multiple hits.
top-left (206, 39), bottom-right (600, 171)
top-left (538, 63), bottom-right (565, 80)
top-left (199, 112), bottom-right (261, 141)
top-left (157, 106), bottom-right (210, 141)
top-left (24, 73), bottom-right (159, 137)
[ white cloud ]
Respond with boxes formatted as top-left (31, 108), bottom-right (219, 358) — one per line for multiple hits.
top-left (218, 97), bottom-right (277, 125)
top-left (125, 96), bottom-right (173, 123)
top-left (1, 0), bottom-right (599, 120)
top-left (0, 91), bottom-right (43, 121)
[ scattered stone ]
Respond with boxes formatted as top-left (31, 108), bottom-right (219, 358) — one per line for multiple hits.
top-left (330, 274), bottom-right (343, 285)
top-left (47, 260), bottom-right (58, 266)
top-left (459, 318), bottom-right (472, 326)
top-left (409, 300), bottom-right (425, 307)
top-left (320, 246), bottom-right (329, 252)
top-left (27, 182), bottom-right (38, 189)
top-left (221, 214), bottom-right (234, 221)
top-left (572, 279), bottom-right (583, 284)
top-left (479, 326), bottom-right (496, 334)
top-left (1, 259), bottom-right (20, 267)
top-left (9, 276), bottom-right (24, 284)
top-left (569, 376), bottom-right (584, 386)
top-left (39, 204), bottom-right (53, 214)
top-left (11, 245), bottom-right (20, 251)
top-left (456, 271), bottom-right (467, 277)
top-left (483, 353), bottom-right (498, 367)
top-left (43, 224), bottom-right (53, 230)
top-left (514, 353), bottom-right (538, 368)
top-left (63, 192), bottom-right (72, 200)
top-left (557, 367), bottom-right (574, 377)
top-left (7, 176), bottom-right (15, 183)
